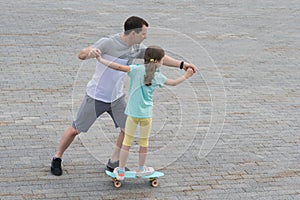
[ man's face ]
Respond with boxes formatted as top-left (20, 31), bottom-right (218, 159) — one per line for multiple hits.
top-left (134, 25), bottom-right (148, 44)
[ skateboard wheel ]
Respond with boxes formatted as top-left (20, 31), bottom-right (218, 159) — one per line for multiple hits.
top-left (151, 179), bottom-right (159, 187)
top-left (114, 180), bottom-right (122, 188)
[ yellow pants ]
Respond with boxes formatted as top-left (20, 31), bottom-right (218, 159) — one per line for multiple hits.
top-left (123, 116), bottom-right (152, 147)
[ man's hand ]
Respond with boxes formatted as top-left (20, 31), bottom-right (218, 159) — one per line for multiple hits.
top-left (183, 62), bottom-right (197, 73)
top-left (87, 48), bottom-right (101, 59)
top-left (78, 46), bottom-right (101, 60)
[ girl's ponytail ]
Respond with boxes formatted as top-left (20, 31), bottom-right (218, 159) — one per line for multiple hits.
top-left (144, 60), bottom-right (157, 86)
top-left (143, 46), bottom-right (165, 86)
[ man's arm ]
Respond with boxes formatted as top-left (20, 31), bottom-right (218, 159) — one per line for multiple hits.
top-left (78, 46), bottom-right (101, 60)
top-left (163, 55), bottom-right (198, 73)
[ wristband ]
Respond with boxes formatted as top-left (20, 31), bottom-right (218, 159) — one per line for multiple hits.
top-left (180, 61), bottom-right (184, 69)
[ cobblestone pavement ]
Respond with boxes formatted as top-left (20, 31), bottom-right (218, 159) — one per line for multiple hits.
top-left (1, 0), bottom-right (299, 199)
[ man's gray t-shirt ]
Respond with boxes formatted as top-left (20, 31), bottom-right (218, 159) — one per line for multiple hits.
top-left (86, 34), bottom-right (146, 102)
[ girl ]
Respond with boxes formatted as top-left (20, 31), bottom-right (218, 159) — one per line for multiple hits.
top-left (97, 46), bottom-right (194, 180)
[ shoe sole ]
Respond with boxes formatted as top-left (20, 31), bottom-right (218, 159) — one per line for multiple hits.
top-left (50, 161), bottom-right (63, 176)
top-left (51, 167), bottom-right (62, 176)
top-left (106, 166), bottom-right (114, 172)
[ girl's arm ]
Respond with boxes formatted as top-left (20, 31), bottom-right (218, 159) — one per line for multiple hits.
top-left (165, 68), bottom-right (194, 86)
top-left (96, 56), bottom-right (130, 72)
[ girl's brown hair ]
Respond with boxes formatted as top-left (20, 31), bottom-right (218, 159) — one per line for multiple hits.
top-left (144, 46), bottom-right (165, 86)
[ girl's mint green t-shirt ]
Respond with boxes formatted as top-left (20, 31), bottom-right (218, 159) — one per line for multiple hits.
top-left (125, 64), bottom-right (167, 118)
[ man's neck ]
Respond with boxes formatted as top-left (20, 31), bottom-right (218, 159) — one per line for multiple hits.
top-left (120, 33), bottom-right (133, 46)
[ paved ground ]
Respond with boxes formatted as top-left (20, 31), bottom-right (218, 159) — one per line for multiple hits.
top-left (1, 0), bottom-right (299, 199)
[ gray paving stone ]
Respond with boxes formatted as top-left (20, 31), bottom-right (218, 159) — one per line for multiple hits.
top-left (1, 0), bottom-right (299, 199)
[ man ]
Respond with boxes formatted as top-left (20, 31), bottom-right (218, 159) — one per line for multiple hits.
top-left (51, 16), bottom-right (196, 176)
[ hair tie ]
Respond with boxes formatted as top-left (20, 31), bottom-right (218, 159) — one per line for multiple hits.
top-left (149, 58), bottom-right (154, 62)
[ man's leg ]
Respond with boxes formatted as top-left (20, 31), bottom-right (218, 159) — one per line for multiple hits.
top-left (55, 126), bottom-right (79, 158)
top-left (106, 95), bottom-right (128, 171)
top-left (51, 94), bottom-right (102, 176)
top-left (51, 126), bottom-right (79, 176)
top-left (110, 128), bottom-right (125, 162)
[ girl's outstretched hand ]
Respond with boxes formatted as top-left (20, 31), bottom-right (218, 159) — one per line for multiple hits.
top-left (96, 53), bottom-right (102, 63)
top-left (184, 68), bottom-right (194, 79)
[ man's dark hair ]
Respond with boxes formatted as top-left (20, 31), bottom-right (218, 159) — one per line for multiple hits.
top-left (124, 16), bottom-right (149, 35)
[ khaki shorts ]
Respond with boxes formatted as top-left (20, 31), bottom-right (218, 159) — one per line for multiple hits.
top-left (72, 94), bottom-right (127, 132)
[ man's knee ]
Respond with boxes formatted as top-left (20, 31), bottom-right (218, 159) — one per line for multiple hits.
top-left (68, 126), bottom-right (80, 136)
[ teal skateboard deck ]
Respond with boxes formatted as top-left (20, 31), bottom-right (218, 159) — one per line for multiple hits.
top-left (105, 170), bottom-right (164, 188)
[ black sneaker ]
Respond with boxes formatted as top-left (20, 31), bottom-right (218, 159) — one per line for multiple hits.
top-left (106, 159), bottom-right (130, 172)
top-left (51, 157), bottom-right (62, 176)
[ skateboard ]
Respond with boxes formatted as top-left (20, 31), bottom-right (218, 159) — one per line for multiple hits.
top-left (105, 170), bottom-right (164, 188)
